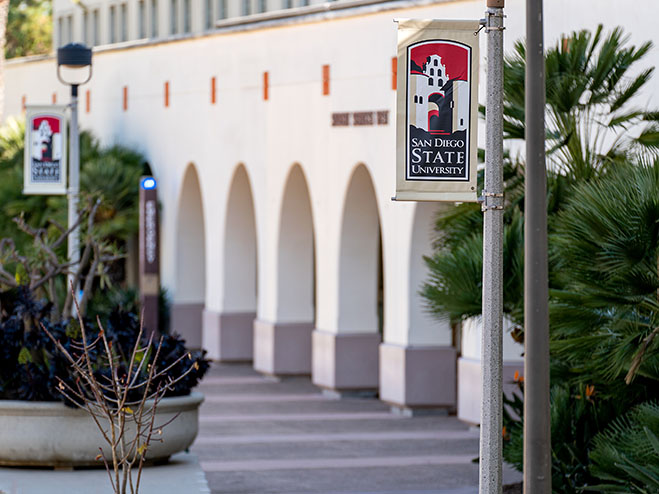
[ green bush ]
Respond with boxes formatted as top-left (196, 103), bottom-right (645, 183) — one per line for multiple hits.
top-left (422, 25), bottom-right (659, 494)
top-left (588, 401), bottom-right (659, 493)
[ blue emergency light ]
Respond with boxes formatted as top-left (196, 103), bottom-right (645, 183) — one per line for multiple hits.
top-left (141, 177), bottom-right (157, 190)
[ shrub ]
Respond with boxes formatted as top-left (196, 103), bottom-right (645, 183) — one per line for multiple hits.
top-left (588, 401), bottom-right (659, 492)
top-left (0, 286), bottom-right (209, 404)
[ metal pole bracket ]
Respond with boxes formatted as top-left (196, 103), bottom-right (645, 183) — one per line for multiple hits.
top-left (479, 190), bottom-right (505, 211)
top-left (484, 10), bottom-right (506, 32)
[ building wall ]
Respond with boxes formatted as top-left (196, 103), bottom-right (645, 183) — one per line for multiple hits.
top-left (7, 0), bottom-right (659, 410)
top-left (53, 0), bottom-right (359, 48)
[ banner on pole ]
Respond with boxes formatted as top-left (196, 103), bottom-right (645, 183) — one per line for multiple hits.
top-left (24, 105), bottom-right (68, 195)
top-left (395, 19), bottom-right (480, 202)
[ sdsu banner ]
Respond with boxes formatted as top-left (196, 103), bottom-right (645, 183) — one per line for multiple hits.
top-left (24, 106), bottom-right (68, 195)
top-left (395, 20), bottom-right (480, 202)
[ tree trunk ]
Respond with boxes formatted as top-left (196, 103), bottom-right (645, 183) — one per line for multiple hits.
top-left (0, 0), bottom-right (9, 122)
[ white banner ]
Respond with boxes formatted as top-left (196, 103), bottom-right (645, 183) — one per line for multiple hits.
top-left (24, 106), bottom-right (68, 195)
top-left (395, 20), bottom-right (480, 202)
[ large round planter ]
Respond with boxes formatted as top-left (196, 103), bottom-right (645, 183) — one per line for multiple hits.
top-left (0, 392), bottom-right (204, 467)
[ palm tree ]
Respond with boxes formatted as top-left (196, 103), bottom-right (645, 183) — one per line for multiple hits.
top-left (551, 158), bottom-right (659, 389)
top-left (420, 26), bottom-right (659, 494)
top-left (421, 25), bottom-right (659, 331)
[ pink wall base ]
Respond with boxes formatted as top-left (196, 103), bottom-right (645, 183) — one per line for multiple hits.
top-left (253, 319), bottom-right (313, 375)
top-left (203, 310), bottom-right (256, 361)
top-left (312, 330), bottom-right (381, 391)
top-left (379, 343), bottom-right (457, 410)
top-left (171, 303), bottom-right (204, 349)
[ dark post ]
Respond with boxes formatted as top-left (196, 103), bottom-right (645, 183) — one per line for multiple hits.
top-left (139, 176), bottom-right (160, 336)
top-left (524, 0), bottom-right (552, 492)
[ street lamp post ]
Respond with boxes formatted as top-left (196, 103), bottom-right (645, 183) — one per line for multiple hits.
top-left (57, 43), bottom-right (92, 295)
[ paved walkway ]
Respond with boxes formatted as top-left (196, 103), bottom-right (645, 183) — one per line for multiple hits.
top-left (192, 364), bottom-right (521, 494)
top-left (0, 452), bottom-right (209, 494)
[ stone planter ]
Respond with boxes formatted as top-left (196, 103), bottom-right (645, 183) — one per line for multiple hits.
top-left (0, 392), bottom-right (204, 467)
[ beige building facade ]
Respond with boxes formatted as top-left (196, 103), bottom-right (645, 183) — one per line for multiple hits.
top-left (6, 0), bottom-right (659, 420)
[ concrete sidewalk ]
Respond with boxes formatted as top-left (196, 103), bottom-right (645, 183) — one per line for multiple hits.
top-left (0, 452), bottom-right (210, 494)
top-left (193, 363), bottom-right (521, 494)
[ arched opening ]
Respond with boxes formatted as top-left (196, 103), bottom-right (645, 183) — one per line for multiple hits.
top-left (254, 164), bottom-right (315, 375)
top-left (173, 163), bottom-right (206, 349)
top-left (314, 164), bottom-right (381, 391)
top-left (224, 165), bottom-right (257, 313)
top-left (209, 164), bottom-right (257, 361)
top-left (408, 202), bottom-right (450, 344)
top-left (276, 165), bottom-right (314, 323)
top-left (338, 165), bottom-right (381, 335)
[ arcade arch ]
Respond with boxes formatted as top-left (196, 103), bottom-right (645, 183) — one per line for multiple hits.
top-left (205, 164), bottom-right (258, 361)
top-left (407, 202), bottom-right (451, 345)
top-left (172, 163), bottom-right (206, 349)
top-left (223, 165), bottom-right (258, 314)
top-left (254, 164), bottom-right (315, 375)
top-left (312, 164), bottom-right (382, 391)
top-left (338, 164), bottom-right (382, 336)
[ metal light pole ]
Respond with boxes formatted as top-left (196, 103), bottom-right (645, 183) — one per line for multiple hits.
top-left (524, 0), bottom-right (552, 492)
top-left (57, 43), bottom-right (92, 294)
top-left (480, 1), bottom-right (505, 493)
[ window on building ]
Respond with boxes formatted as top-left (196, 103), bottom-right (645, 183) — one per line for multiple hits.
top-left (429, 68), bottom-right (434, 76)
top-left (434, 59), bottom-right (438, 66)
top-left (58, 17), bottom-right (64, 46)
top-left (428, 78), bottom-right (433, 86)
top-left (420, 96), bottom-right (423, 104)
top-left (170, 0), bottom-right (177, 34)
top-left (183, 0), bottom-right (191, 32)
top-left (109, 5), bottom-right (116, 43)
top-left (241, 0), bottom-right (250, 15)
top-left (414, 95), bottom-right (418, 103)
top-left (120, 3), bottom-right (128, 41)
top-left (438, 78), bottom-right (443, 86)
top-left (257, 0), bottom-right (265, 13)
top-left (67, 15), bottom-right (73, 43)
top-left (204, 0), bottom-right (212, 28)
top-left (283, 0), bottom-right (291, 8)
top-left (83, 11), bottom-right (89, 44)
top-left (151, 0), bottom-right (158, 36)
top-left (93, 9), bottom-right (100, 45)
top-left (139, 0), bottom-right (146, 37)
top-left (217, 0), bottom-right (226, 18)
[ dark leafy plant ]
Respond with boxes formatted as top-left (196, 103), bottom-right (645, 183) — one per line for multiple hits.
top-left (503, 381), bottom-right (630, 493)
top-left (0, 287), bottom-right (208, 404)
top-left (41, 292), bottom-right (205, 494)
top-left (588, 401), bottom-right (659, 493)
top-left (551, 159), bottom-right (659, 388)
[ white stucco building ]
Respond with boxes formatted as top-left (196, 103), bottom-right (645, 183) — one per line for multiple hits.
top-left (5, 0), bottom-right (658, 421)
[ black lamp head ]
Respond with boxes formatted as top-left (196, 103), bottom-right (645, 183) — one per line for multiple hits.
top-left (57, 43), bottom-right (92, 68)
top-left (57, 43), bottom-right (93, 87)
